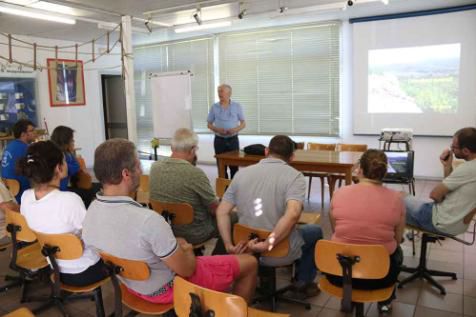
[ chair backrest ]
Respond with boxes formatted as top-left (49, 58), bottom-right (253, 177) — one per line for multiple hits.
top-left (216, 177), bottom-right (231, 199)
top-left (100, 252), bottom-right (150, 281)
top-left (138, 175), bottom-right (149, 193)
top-left (33, 232), bottom-right (83, 260)
top-left (173, 276), bottom-right (247, 317)
top-left (76, 156), bottom-right (93, 190)
top-left (315, 240), bottom-right (389, 279)
top-left (5, 209), bottom-right (37, 243)
top-left (339, 144), bottom-right (368, 152)
top-left (3, 307), bottom-right (36, 317)
top-left (307, 143), bottom-right (336, 151)
top-left (149, 200), bottom-right (194, 225)
top-left (233, 223), bottom-right (289, 258)
top-left (2, 178), bottom-right (20, 197)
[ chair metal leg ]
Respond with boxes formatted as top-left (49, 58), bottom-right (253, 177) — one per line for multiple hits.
top-left (0, 277), bottom-right (22, 293)
top-left (319, 177), bottom-right (325, 208)
top-left (399, 233), bottom-right (456, 295)
top-left (307, 177), bottom-right (312, 200)
top-left (93, 287), bottom-right (106, 317)
top-left (354, 302), bottom-right (365, 317)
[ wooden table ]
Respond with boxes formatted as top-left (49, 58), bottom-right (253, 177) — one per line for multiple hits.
top-left (215, 150), bottom-right (363, 185)
top-left (299, 212), bottom-right (320, 225)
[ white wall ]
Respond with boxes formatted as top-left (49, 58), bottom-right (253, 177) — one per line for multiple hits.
top-left (0, 35), bottom-right (121, 167)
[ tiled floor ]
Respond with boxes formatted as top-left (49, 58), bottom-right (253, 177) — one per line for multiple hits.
top-left (1, 163), bottom-right (475, 316)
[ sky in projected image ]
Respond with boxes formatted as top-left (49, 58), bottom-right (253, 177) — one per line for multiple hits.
top-left (368, 44), bottom-right (461, 114)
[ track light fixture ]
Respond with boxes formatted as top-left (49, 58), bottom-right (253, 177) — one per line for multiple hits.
top-left (144, 19), bottom-right (152, 32)
top-left (193, 9), bottom-right (202, 25)
top-left (278, 6), bottom-right (288, 14)
top-left (238, 9), bottom-right (247, 19)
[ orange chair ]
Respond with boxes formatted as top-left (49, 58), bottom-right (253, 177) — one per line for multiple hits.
top-left (2, 307), bottom-right (35, 317)
top-left (233, 224), bottom-right (310, 312)
top-left (1, 210), bottom-right (49, 302)
top-left (34, 232), bottom-right (109, 317)
top-left (315, 240), bottom-right (393, 317)
top-left (76, 157), bottom-right (93, 190)
top-left (100, 252), bottom-right (174, 316)
top-left (328, 144), bottom-right (367, 198)
top-left (303, 143), bottom-right (337, 207)
top-left (2, 178), bottom-right (20, 198)
top-left (174, 276), bottom-right (290, 317)
top-left (216, 177), bottom-right (231, 200)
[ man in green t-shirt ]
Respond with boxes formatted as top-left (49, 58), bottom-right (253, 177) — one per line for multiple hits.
top-left (405, 127), bottom-right (476, 235)
top-left (150, 128), bottom-right (220, 247)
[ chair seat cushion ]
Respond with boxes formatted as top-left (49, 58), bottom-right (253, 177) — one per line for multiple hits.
top-left (120, 283), bottom-right (174, 314)
top-left (318, 277), bottom-right (394, 303)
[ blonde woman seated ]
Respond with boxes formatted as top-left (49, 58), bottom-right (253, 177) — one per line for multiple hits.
top-left (328, 149), bottom-right (405, 313)
top-left (18, 141), bottom-right (108, 286)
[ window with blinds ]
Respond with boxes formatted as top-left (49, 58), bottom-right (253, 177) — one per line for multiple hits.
top-left (219, 22), bottom-right (340, 136)
top-left (134, 37), bottom-right (214, 153)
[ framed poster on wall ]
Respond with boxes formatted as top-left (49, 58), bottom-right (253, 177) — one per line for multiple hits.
top-left (47, 58), bottom-right (85, 106)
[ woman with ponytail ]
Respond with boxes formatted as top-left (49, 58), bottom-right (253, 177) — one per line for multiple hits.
top-left (18, 141), bottom-right (108, 286)
top-left (328, 149), bottom-right (405, 313)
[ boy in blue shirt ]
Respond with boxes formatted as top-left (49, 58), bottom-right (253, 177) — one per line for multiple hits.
top-left (1, 119), bottom-right (36, 201)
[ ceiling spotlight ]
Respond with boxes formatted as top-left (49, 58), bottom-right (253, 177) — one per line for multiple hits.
top-left (193, 9), bottom-right (202, 25)
top-left (144, 19), bottom-right (152, 32)
top-left (278, 6), bottom-right (288, 14)
top-left (238, 9), bottom-right (247, 19)
top-left (347, 0), bottom-right (354, 6)
top-left (381, 0), bottom-right (389, 4)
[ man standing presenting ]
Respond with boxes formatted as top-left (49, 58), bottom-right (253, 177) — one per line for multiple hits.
top-left (1, 119), bottom-right (36, 201)
top-left (405, 127), bottom-right (476, 235)
top-left (207, 84), bottom-right (245, 179)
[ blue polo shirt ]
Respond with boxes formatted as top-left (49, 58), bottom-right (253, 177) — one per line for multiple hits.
top-left (207, 100), bottom-right (245, 138)
top-left (1, 139), bottom-right (30, 201)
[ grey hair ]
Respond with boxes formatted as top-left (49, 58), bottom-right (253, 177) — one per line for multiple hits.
top-left (171, 128), bottom-right (199, 152)
top-left (218, 84), bottom-right (232, 93)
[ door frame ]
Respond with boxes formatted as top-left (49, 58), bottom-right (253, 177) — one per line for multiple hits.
top-left (100, 72), bottom-right (124, 140)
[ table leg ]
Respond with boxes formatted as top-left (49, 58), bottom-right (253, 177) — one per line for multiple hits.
top-left (218, 158), bottom-right (226, 178)
top-left (345, 167), bottom-right (352, 185)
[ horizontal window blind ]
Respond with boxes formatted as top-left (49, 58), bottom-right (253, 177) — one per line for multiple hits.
top-left (219, 22), bottom-right (340, 136)
top-left (134, 37), bottom-right (214, 153)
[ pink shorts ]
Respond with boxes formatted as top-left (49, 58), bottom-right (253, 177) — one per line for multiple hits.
top-left (128, 255), bottom-right (240, 304)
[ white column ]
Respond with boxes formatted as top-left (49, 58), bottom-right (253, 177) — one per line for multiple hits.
top-left (121, 15), bottom-right (138, 143)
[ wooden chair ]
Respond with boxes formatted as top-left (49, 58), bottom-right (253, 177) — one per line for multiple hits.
top-left (174, 275), bottom-right (290, 317)
top-left (0, 210), bottom-right (49, 302)
top-left (216, 177), bottom-right (231, 200)
top-left (399, 215), bottom-right (476, 295)
top-left (149, 200), bottom-right (194, 226)
top-left (2, 307), bottom-right (35, 317)
top-left (304, 143), bottom-right (336, 207)
top-left (33, 232), bottom-right (109, 317)
top-left (315, 240), bottom-right (394, 317)
top-left (150, 200), bottom-right (211, 254)
top-left (76, 157), bottom-right (93, 190)
top-left (136, 175), bottom-right (150, 205)
top-left (233, 223), bottom-right (310, 312)
top-left (2, 178), bottom-right (20, 198)
top-left (100, 252), bottom-right (174, 317)
top-left (328, 144), bottom-right (367, 198)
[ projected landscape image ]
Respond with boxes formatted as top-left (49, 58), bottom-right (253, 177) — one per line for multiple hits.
top-left (368, 44), bottom-right (460, 114)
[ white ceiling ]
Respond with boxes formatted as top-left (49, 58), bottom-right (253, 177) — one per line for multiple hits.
top-left (0, 0), bottom-right (474, 45)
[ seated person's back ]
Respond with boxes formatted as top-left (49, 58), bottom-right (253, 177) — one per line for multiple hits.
top-left (149, 128), bottom-right (217, 245)
top-left (1, 119), bottom-right (36, 202)
top-left (18, 141), bottom-right (107, 286)
top-left (329, 149), bottom-right (405, 311)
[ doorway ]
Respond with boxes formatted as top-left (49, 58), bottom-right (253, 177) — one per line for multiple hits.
top-left (101, 75), bottom-right (127, 139)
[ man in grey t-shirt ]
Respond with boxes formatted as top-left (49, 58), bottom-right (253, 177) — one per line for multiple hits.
top-left (82, 139), bottom-right (257, 303)
top-left (217, 135), bottom-right (323, 298)
top-left (406, 127), bottom-right (476, 235)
